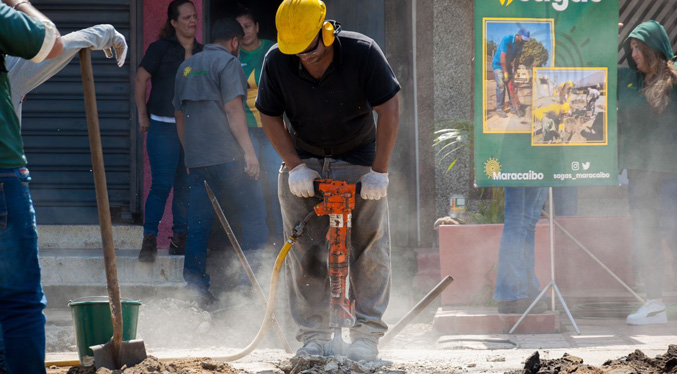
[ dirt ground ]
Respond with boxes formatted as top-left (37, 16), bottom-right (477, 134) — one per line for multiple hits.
top-left (45, 345), bottom-right (677, 374)
top-left (506, 345), bottom-right (677, 374)
top-left (43, 297), bottom-right (677, 374)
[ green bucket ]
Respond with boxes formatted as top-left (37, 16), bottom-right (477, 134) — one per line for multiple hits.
top-left (68, 297), bottom-right (142, 362)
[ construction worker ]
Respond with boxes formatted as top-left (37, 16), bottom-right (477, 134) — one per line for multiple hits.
top-left (257, 0), bottom-right (400, 361)
top-left (492, 28), bottom-right (530, 118)
top-left (1, 23), bottom-right (126, 372)
top-left (173, 17), bottom-right (267, 307)
top-left (8, 24), bottom-right (127, 120)
top-left (0, 2), bottom-right (63, 373)
top-left (555, 80), bottom-right (575, 104)
top-left (586, 84), bottom-right (602, 117)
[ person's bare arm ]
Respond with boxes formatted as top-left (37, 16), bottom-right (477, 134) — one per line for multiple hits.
top-left (371, 94), bottom-right (400, 173)
top-left (4, 0), bottom-right (63, 59)
top-left (500, 52), bottom-right (508, 74)
top-left (135, 67), bottom-right (151, 132)
top-left (260, 113), bottom-right (302, 170)
top-left (224, 97), bottom-right (259, 180)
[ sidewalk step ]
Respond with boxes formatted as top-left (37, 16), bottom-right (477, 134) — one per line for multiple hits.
top-left (433, 306), bottom-right (560, 334)
top-left (40, 248), bottom-right (185, 286)
top-left (38, 225), bottom-right (142, 249)
top-left (40, 248), bottom-right (187, 308)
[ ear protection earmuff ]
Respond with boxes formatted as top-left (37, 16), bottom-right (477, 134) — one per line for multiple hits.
top-left (321, 20), bottom-right (342, 47)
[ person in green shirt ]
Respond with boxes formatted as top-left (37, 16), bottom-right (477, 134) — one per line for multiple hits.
top-left (618, 20), bottom-right (677, 326)
top-left (236, 8), bottom-right (283, 248)
top-left (0, 2), bottom-right (62, 373)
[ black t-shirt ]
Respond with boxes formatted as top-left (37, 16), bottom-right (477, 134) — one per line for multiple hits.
top-left (255, 31), bottom-right (400, 166)
top-left (139, 35), bottom-right (203, 118)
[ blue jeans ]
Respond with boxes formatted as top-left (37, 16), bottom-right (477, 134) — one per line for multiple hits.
top-left (0, 168), bottom-right (47, 374)
top-left (249, 128), bottom-right (283, 245)
top-left (143, 119), bottom-right (189, 235)
top-left (280, 159), bottom-right (391, 343)
top-left (183, 160), bottom-right (268, 291)
top-left (494, 187), bottom-right (548, 302)
top-left (493, 68), bottom-right (507, 113)
top-left (627, 169), bottom-right (677, 299)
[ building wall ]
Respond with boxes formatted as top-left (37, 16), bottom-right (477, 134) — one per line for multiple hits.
top-left (141, 0), bottom-right (203, 247)
top-left (431, 1), bottom-right (474, 220)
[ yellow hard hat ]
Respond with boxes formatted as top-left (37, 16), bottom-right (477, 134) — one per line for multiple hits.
top-left (276, 0), bottom-right (326, 55)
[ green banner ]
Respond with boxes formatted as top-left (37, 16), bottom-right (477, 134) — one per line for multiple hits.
top-left (474, 0), bottom-right (619, 187)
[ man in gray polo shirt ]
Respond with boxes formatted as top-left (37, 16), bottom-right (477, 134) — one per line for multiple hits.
top-left (173, 17), bottom-right (267, 306)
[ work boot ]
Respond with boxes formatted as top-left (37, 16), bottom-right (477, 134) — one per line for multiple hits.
top-left (138, 234), bottom-right (157, 262)
top-left (169, 232), bottom-right (187, 255)
top-left (347, 338), bottom-right (378, 361)
top-left (295, 340), bottom-right (330, 357)
top-left (510, 107), bottom-right (526, 117)
top-left (496, 109), bottom-right (507, 118)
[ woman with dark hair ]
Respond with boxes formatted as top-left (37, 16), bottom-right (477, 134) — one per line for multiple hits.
top-left (135, 0), bottom-right (202, 262)
top-left (236, 8), bottom-right (282, 247)
top-left (619, 20), bottom-right (677, 325)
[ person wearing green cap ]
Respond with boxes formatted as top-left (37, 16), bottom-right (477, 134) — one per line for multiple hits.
top-left (618, 20), bottom-right (677, 326)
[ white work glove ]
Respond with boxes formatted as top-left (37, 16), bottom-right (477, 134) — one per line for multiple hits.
top-left (102, 31), bottom-right (128, 67)
top-left (358, 169), bottom-right (389, 200)
top-left (288, 163), bottom-right (320, 198)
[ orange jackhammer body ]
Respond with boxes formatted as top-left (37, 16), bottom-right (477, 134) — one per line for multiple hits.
top-left (313, 179), bottom-right (358, 355)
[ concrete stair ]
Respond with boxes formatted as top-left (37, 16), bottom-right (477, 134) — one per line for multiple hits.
top-left (38, 225), bottom-right (187, 308)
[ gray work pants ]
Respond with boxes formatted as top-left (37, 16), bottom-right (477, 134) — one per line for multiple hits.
top-left (278, 158), bottom-right (391, 344)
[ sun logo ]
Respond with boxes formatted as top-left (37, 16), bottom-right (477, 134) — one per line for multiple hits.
top-left (499, 0), bottom-right (514, 6)
top-left (484, 157), bottom-right (501, 178)
top-left (183, 66), bottom-right (192, 77)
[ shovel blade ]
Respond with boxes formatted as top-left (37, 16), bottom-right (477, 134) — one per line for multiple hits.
top-left (91, 339), bottom-right (147, 370)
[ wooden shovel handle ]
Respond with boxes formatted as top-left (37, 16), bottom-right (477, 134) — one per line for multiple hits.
top-left (79, 49), bottom-right (123, 366)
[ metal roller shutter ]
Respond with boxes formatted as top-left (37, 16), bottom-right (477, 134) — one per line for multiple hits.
top-left (619, 0), bottom-right (677, 65)
top-left (21, 0), bottom-right (141, 224)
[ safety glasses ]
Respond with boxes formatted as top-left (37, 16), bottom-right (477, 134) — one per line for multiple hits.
top-left (296, 33), bottom-right (321, 57)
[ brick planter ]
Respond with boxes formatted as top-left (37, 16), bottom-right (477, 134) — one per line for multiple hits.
top-left (437, 216), bottom-right (637, 307)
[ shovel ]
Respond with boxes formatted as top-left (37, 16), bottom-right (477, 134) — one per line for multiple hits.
top-left (78, 49), bottom-right (147, 369)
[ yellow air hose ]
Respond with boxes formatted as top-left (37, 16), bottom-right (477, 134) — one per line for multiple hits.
top-left (220, 210), bottom-right (315, 361)
top-left (220, 240), bottom-right (294, 361)
top-left (45, 211), bottom-right (315, 368)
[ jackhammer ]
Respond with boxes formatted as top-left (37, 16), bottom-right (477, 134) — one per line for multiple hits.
top-left (208, 178), bottom-right (359, 360)
top-left (312, 179), bottom-right (359, 355)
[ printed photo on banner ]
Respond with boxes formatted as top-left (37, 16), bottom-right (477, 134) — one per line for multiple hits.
top-left (483, 18), bottom-right (554, 134)
top-left (531, 67), bottom-right (608, 146)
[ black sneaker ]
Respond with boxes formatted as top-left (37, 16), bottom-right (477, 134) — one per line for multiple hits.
top-left (196, 289), bottom-right (219, 310)
top-left (138, 234), bottom-right (157, 262)
top-left (169, 232), bottom-right (187, 255)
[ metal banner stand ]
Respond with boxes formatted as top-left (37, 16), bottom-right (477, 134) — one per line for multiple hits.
top-left (508, 187), bottom-right (646, 335)
top-left (509, 187), bottom-right (580, 334)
